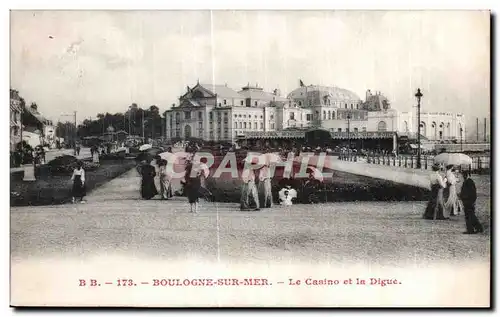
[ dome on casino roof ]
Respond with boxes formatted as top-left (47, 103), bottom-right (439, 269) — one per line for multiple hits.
top-left (287, 85), bottom-right (361, 102)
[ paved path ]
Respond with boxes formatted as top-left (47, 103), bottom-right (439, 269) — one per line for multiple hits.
top-left (10, 160), bottom-right (491, 307)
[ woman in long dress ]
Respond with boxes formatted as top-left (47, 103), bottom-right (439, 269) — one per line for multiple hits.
top-left (240, 167), bottom-right (260, 211)
top-left (158, 159), bottom-right (172, 200)
top-left (140, 158), bottom-right (158, 200)
top-left (445, 165), bottom-right (460, 216)
top-left (423, 163), bottom-right (449, 220)
top-left (258, 164), bottom-right (273, 208)
top-left (71, 161), bottom-right (86, 204)
top-left (182, 160), bottom-right (203, 213)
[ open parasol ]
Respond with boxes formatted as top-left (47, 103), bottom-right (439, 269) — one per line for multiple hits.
top-left (305, 166), bottom-right (324, 182)
top-left (433, 153), bottom-right (473, 166)
top-left (159, 151), bottom-right (191, 163)
top-left (139, 144), bottom-right (152, 151)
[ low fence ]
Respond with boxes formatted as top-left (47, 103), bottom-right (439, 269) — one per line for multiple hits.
top-left (366, 154), bottom-right (491, 174)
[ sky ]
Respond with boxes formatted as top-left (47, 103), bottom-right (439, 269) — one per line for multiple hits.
top-left (10, 10), bottom-right (490, 136)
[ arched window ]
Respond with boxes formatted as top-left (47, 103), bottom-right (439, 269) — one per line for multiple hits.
top-left (298, 101), bottom-right (302, 106)
top-left (328, 111), bottom-right (331, 120)
top-left (323, 111), bottom-right (326, 120)
top-left (332, 111), bottom-right (335, 119)
top-left (184, 125), bottom-right (192, 138)
top-left (234, 122), bottom-right (237, 129)
top-left (404, 121), bottom-right (408, 132)
top-left (420, 121), bottom-right (426, 136)
top-left (377, 121), bottom-right (387, 132)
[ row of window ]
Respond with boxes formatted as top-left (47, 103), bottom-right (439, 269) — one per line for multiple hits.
top-left (330, 127), bottom-right (367, 133)
top-left (234, 122), bottom-right (264, 130)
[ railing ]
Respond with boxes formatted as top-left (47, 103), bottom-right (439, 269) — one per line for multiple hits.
top-left (365, 154), bottom-right (491, 174)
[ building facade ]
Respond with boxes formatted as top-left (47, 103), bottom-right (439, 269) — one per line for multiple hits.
top-left (165, 82), bottom-right (466, 144)
top-left (10, 89), bottom-right (23, 152)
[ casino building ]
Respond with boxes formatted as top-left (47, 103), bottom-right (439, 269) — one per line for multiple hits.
top-left (165, 81), bottom-right (466, 152)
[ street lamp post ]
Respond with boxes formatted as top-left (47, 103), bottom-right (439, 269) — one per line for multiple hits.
top-left (460, 128), bottom-right (463, 152)
top-left (347, 112), bottom-right (352, 161)
top-left (415, 88), bottom-right (423, 169)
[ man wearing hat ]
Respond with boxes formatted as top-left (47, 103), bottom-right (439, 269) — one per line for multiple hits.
top-left (459, 170), bottom-right (484, 234)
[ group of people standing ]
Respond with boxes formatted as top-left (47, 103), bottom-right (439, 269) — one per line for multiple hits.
top-left (239, 162), bottom-right (274, 211)
top-left (424, 163), bottom-right (484, 234)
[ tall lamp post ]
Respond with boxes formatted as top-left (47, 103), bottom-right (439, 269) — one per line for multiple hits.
top-left (347, 112), bottom-right (352, 160)
top-left (415, 88), bottom-right (423, 168)
top-left (460, 127), bottom-right (463, 152)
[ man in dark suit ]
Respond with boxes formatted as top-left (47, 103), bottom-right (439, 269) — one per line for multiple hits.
top-left (459, 170), bottom-right (484, 234)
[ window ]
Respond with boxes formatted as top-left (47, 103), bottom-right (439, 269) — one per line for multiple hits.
top-left (306, 114), bottom-right (311, 121)
top-left (270, 114), bottom-right (274, 119)
top-left (224, 99), bottom-right (227, 105)
top-left (234, 114), bottom-right (237, 118)
top-left (260, 122), bottom-right (263, 129)
top-left (290, 112), bottom-right (295, 120)
top-left (362, 127), bottom-right (366, 132)
top-left (254, 115), bottom-right (257, 118)
top-left (323, 111), bottom-right (326, 120)
top-left (345, 103), bottom-right (347, 109)
top-left (351, 104), bottom-right (353, 109)
top-left (254, 122), bottom-right (257, 129)
top-left (354, 128), bottom-right (358, 133)
top-left (254, 101), bottom-right (258, 106)
top-left (175, 112), bottom-right (180, 122)
top-left (315, 111), bottom-right (319, 119)
top-left (239, 122), bottom-right (242, 129)
top-left (298, 101), bottom-right (302, 106)
top-left (234, 122), bottom-right (238, 129)
top-left (240, 101), bottom-right (244, 106)
top-left (328, 111), bottom-right (331, 120)
top-left (377, 121), bottom-right (387, 132)
top-left (248, 122), bottom-right (251, 129)
top-left (260, 115), bottom-right (263, 118)
top-left (198, 122), bottom-right (202, 129)
top-left (218, 103), bottom-right (221, 107)
top-left (356, 104), bottom-right (359, 109)
top-left (244, 122), bottom-right (247, 129)
top-left (198, 111), bottom-right (202, 120)
top-left (271, 123), bottom-right (275, 129)
top-left (198, 130), bottom-right (203, 137)
top-left (338, 128), bottom-right (342, 133)
top-left (209, 112), bottom-right (213, 120)
top-left (309, 100), bottom-right (312, 106)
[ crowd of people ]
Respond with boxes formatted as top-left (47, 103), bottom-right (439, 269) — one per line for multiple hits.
top-left (424, 163), bottom-right (484, 234)
top-left (67, 140), bottom-right (486, 235)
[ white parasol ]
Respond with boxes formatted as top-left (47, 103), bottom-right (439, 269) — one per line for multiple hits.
top-left (433, 153), bottom-right (473, 166)
top-left (159, 151), bottom-right (191, 162)
top-left (139, 144), bottom-right (152, 151)
top-left (305, 166), bottom-right (324, 182)
top-left (116, 146), bottom-right (127, 152)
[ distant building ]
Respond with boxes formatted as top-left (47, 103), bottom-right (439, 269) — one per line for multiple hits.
top-left (165, 81), bottom-right (466, 148)
top-left (10, 89), bottom-right (22, 152)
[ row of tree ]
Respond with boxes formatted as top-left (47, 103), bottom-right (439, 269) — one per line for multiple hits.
top-left (76, 104), bottom-right (166, 139)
